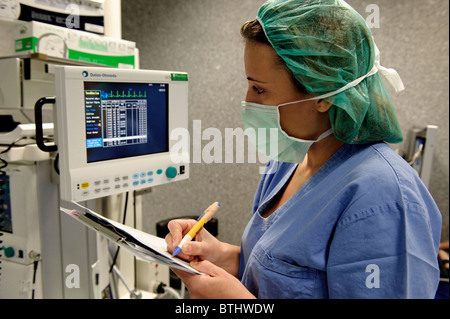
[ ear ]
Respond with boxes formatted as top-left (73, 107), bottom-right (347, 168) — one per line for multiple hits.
top-left (316, 99), bottom-right (333, 113)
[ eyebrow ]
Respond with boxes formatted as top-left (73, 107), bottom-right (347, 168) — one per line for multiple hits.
top-left (247, 77), bottom-right (267, 84)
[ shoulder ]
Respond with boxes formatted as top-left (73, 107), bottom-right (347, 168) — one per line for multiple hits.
top-left (338, 143), bottom-right (422, 197)
top-left (347, 142), bottom-right (412, 179)
top-left (335, 142), bottom-right (441, 231)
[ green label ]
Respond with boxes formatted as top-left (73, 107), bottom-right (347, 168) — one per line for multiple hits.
top-left (171, 73), bottom-right (188, 81)
top-left (15, 37), bottom-right (38, 52)
top-left (14, 37), bottom-right (135, 68)
top-left (78, 38), bottom-right (108, 52)
top-left (68, 49), bottom-right (135, 68)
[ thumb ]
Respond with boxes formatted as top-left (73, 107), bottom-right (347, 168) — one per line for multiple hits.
top-left (190, 260), bottom-right (223, 277)
top-left (182, 241), bottom-right (206, 256)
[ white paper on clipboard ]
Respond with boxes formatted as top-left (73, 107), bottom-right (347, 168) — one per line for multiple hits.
top-left (60, 201), bottom-right (202, 275)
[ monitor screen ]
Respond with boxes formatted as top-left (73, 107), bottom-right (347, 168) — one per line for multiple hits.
top-left (84, 82), bottom-right (169, 163)
top-left (55, 66), bottom-right (189, 202)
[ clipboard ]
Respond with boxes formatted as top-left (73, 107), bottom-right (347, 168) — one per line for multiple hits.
top-left (60, 201), bottom-right (202, 275)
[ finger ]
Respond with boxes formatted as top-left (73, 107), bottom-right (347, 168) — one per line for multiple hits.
top-left (190, 260), bottom-right (222, 277)
top-left (171, 267), bottom-right (196, 283)
top-left (166, 234), bottom-right (191, 260)
top-left (182, 241), bottom-right (205, 256)
top-left (165, 234), bottom-right (195, 262)
top-left (172, 250), bottom-right (196, 263)
top-left (167, 219), bottom-right (194, 246)
top-left (164, 232), bottom-right (174, 249)
top-left (167, 220), bottom-right (184, 246)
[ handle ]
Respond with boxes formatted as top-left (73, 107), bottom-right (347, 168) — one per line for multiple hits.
top-left (34, 96), bottom-right (57, 153)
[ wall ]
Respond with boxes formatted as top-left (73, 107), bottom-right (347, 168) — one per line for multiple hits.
top-left (122, 0), bottom-right (449, 245)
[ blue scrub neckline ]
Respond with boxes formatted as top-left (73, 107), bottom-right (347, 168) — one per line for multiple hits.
top-left (256, 143), bottom-right (358, 221)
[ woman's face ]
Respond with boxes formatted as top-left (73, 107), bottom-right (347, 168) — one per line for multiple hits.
top-left (244, 41), bottom-right (331, 140)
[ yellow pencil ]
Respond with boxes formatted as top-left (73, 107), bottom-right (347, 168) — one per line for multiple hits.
top-left (172, 202), bottom-right (221, 256)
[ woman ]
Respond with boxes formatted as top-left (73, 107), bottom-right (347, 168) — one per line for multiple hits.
top-left (165, 0), bottom-right (442, 299)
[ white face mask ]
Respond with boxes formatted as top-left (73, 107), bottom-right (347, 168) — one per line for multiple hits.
top-left (241, 98), bottom-right (333, 163)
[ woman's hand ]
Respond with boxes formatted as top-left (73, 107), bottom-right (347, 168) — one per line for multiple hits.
top-left (165, 219), bottom-right (220, 263)
top-left (172, 260), bottom-right (256, 299)
top-left (165, 219), bottom-right (241, 276)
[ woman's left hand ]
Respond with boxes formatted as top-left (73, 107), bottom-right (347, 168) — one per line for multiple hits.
top-left (172, 260), bottom-right (256, 299)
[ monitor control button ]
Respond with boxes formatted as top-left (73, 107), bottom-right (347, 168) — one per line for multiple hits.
top-left (165, 167), bottom-right (178, 179)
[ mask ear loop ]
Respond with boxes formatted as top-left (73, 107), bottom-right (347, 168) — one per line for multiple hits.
top-left (276, 65), bottom-right (379, 109)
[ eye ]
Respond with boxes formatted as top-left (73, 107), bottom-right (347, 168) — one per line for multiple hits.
top-left (252, 86), bottom-right (264, 95)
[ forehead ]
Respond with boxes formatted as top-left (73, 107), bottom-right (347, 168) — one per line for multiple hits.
top-left (244, 42), bottom-right (290, 83)
top-left (244, 42), bottom-right (279, 68)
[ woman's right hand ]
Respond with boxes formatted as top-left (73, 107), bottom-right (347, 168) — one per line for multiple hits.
top-left (165, 219), bottom-right (241, 276)
top-left (165, 219), bottom-right (222, 263)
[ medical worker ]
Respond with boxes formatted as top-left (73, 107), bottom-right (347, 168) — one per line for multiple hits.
top-left (166, 0), bottom-right (442, 299)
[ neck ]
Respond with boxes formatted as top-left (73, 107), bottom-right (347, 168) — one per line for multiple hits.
top-left (301, 135), bottom-right (345, 170)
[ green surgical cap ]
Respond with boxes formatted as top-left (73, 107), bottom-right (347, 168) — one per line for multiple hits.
top-left (257, 0), bottom-right (404, 144)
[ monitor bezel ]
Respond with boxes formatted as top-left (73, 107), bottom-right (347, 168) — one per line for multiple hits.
top-left (54, 66), bottom-right (189, 202)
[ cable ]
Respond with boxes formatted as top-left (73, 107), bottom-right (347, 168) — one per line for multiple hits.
top-left (180, 281), bottom-right (186, 299)
top-left (408, 143), bottom-right (424, 165)
top-left (162, 285), bottom-right (182, 299)
top-left (112, 265), bottom-right (142, 299)
top-left (133, 191), bottom-right (137, 288)
top-left (0, 137), bottom-right (28, 154)
top-left (0, 158), bottom-right (7, 177)
top-left (29, 251), bottom-right (41, 299)
top-left (53, 152), bottom-right (59, 175)
top-left (152, 281), bottom-right (182, 299)
top-left (112, 265), bottom-right (132, 293)
top-left (0, 137), bottom-right (28, 177)
top-left (31, 260), bottom-right (39, 299)
top-left (109, 192), bottom-right (129, 273)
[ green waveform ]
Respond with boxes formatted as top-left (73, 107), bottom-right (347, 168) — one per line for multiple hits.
top-left (108, 90), bottom-right (147, 98)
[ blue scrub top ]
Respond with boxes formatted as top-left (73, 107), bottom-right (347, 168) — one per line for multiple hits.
top-left (239, 143), bottom-right (442, 299)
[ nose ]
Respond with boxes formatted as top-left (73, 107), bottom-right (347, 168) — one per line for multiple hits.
top-left (245, 89), bottom-right (251, 103)
top-left (245, 87), bottom-right (258, 104)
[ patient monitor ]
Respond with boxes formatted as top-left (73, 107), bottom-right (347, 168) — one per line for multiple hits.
top-left (52, 66), bottom-right (189, 202)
